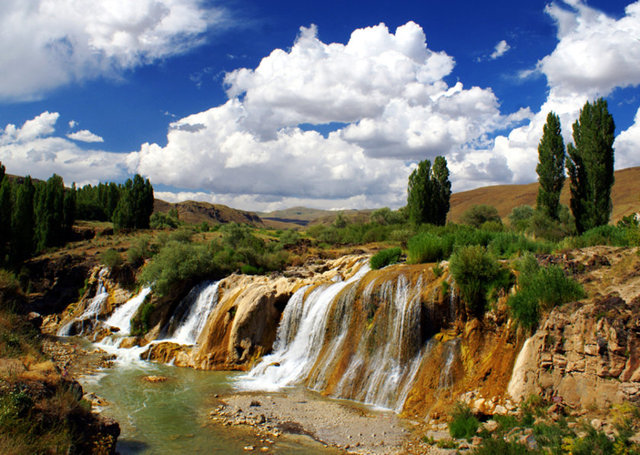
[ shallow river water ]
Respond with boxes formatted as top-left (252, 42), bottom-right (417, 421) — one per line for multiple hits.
top-left (79, 361), bottom-right (337, 454)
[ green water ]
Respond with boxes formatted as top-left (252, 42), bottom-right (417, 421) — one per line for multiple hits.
top-left (79, 362), bottom-right (336, 454)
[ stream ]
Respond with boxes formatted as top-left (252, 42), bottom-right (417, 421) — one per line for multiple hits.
top-left (79, 359), bottom-right (337, 454)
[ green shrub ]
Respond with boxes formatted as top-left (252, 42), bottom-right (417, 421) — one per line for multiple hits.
top-left (99, 248), bottom-right (123, 269)
top-left (488, 232), bottom-right (553, 259)
top-left (448, 402), bottom-right (480, 440)
top-left (407, 233), bottom-right (451, 263)
top-left (130, 301), bottom-right (155, 335)
top-left (240, 264), bottom-right (263, 275)
top-left (149, 211), bottom-right (179, 229)
top-left (461, 205), bottom-right (501, 228)
top-left (370, 248), bottom-right (402, 269)
top-left (449, 245), bottom-right (503, 316)
top-left (508, 254), bottom-right (585, 331)
top-left (139, 241), bottom-right (219, 296)
top-left (509, 205), bottom-right (535, 232)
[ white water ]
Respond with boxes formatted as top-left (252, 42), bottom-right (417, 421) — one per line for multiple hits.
top-left (105, 287), bottom-right (152, 335)
top-left (58, 269), bottom-right (110, 336)
top-left (237, 264), bottom-right (371, 391)
top-left (331, 274), bottom-right (427, 411)
top-left (164, 281), bottom-right (220, 345)
top-left (96, 281), bottom-right (220, 366)
top-left (238, 264), bottom-right (428, 412)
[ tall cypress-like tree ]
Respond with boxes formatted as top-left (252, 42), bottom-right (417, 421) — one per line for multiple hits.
top-left (0, 175), bottom-right (13, 265)
top-left (35, 174), bottom-right (65, 251)
top-left (62, 183), bottom-right (76, 236)
top-left (407, 156), bottom-right (451, 226)
top-left (566, 98), bottom-right (615, 233)
top-left (11, 176), bottom-right (35, 262)
top-left (536, 112), bottom-right (565, 220)
top-left (432, 156), bottom-right (451, 226)
top-left (112, 179), bottom-right (135, 231)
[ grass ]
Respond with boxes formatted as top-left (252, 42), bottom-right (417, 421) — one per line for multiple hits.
top-left (508, 254), bottom-right (585, 331)
top-left (448, 402), bottom-right (480, 440)
top-left (370, 247), bottom-right (402, 269)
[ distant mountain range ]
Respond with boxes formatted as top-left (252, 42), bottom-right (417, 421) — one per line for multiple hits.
top-left (154, 166), bottom-right (640, 228)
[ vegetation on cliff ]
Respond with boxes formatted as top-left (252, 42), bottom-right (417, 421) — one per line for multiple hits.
top-left (0, 270), bottom-right (118, 453)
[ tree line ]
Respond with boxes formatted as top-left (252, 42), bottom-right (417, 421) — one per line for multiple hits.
top-left (406, 97), bottom-right (617, 234)
top-left (0, 163), bottom-right (154, 267)
top-left (536, 98), bottom-right (615, 234)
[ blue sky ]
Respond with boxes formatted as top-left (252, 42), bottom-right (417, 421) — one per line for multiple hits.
top-left (1, 0), bottom-right (639, 211)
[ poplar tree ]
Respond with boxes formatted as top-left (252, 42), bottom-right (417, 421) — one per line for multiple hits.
top-left (35, 174), bottom-right (65, 251)
top-left (407, 156), bottom-right (451, 226)
top-left (11, 176), bottom-right (35, 262)
top-left (566, 98), bottom-right (615, 233)
top-left (536, 112), bottom-right (565, 220)
top-left (0, 172), bottom-right (13, 264)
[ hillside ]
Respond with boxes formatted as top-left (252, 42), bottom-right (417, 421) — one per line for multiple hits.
top-left (448, 166), bottom-right (640, 223)
top-left (152, 166), bottom-right (640, 228)
top-left (154, 200), bottom-right (264, 227)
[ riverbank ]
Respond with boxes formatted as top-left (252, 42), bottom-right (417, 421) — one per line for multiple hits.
top-left (211, 388), bottom-right (439, 454)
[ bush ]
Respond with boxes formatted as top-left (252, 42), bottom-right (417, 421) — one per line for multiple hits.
top-left (370, 248), bottom-right (402, 269)
top-left (407, 233), bottom-right (451, 264)
top-left (139, 241), bottom-right (219, 296)
top-left (130, 300), bottom-right (155, 335)
top-left (509, 205), bottom-right (535, 232)
top-left (488, 232), bottom-right (553, 259)
top-left (449, 245), bottom-right (505, 316)
top-left (149, 211), bottom-right (179, 229)
top-left (240, 264), bottom-right (263, 275)
top-left (508, 254), bottom-right (585, 331)
top-left (448, 402), bottom-right (479, 440)
top-left (99, 248), bottom-right (123, 269)
top-left (461, 205), bottom-right (501, 228)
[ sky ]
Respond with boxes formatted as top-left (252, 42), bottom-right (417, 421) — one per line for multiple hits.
top-left (1, 0), bottom-right (640, 212)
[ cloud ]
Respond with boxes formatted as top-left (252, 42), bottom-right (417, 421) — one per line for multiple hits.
top-left (614, 107), bottom-right (640, 170)
top-left (0, 111), bottom-right (60, 144)
top-left (0, 0), bottom-right (226, 101)
top-left (67, 129), bottom-right (104, 143)
top-left (129, 21), bottom-right (525, 209)
top-left (483, 0), bottom-right (640, 188)
top-left (538, 1), bottom-right (640, 98)
top-left (490, 40), bottom-right (511, 60)
top-left (0, 112), bottom-right (127, 185)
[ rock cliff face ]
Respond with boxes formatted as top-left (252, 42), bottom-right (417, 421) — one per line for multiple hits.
top-left (508, 247), bottom-right (640, 409)
top-left (508, 294), bottom-right (640, 408)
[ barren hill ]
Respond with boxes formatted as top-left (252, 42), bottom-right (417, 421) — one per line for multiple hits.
top-left (154, 200), bottom-right (264, 226)
top-left (449, 166), bottom-right (640, 223)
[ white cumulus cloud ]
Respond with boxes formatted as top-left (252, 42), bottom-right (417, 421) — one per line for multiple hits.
top-left (67, 129), bottom-right (104, 143)
top-left (0, 112), bottom-right (127, 185)
top-left (490, 40), bottom-right (511, 60)
top-left (129, 21), bottom-right (525, 208)
top-left (0, 0), bottom-right (226, 101)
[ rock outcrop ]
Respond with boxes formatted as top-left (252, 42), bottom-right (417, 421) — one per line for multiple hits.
top-left (508, 294), bottom-right (640, 408)
top-left (508, 247), bottom-right (640, 409)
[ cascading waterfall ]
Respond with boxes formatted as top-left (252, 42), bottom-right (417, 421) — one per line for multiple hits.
top-left (105, 287), bottom-right (152, 335)
top-left (238, 265), bottom-right (430, 412)
top-left (328, 274), bottom-right (426, 411)
top-left (238, 264), bottom-right (371, 391)
top-left (163, 281), bottom-right (220, 345)
top-left (57, 268), bottom-right (110, 336)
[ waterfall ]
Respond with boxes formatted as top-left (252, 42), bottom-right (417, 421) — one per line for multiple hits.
top-left (238, 264), bottom-right (428, 412)
top-left (57, 269), bottom-right (109, 336)
top-left (164, 281), bottom-right (220, 345)
top-left (105, 287), bottom-right (152, 335)
top-left (438, 338), bottom-right (460, 389)
top-left (237, 264), bottom-right (371, 391)
top-left (330, 274), bottom-right (426, 411)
